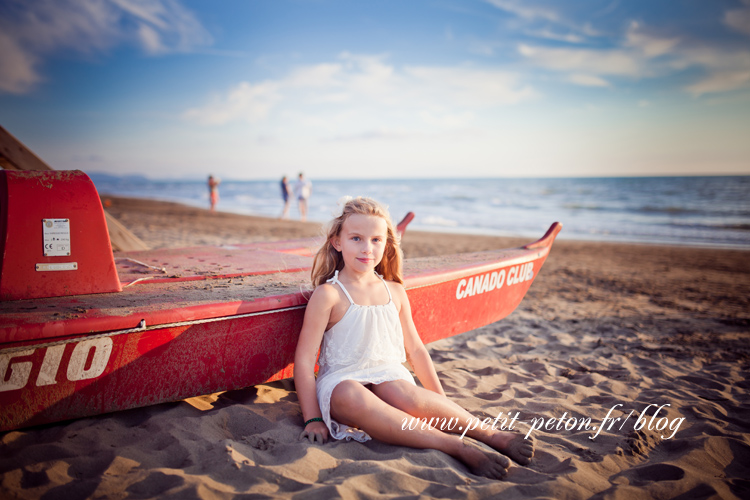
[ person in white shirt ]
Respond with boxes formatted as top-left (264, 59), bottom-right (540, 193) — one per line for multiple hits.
top-left (294, 172), bottom-right (312, 221)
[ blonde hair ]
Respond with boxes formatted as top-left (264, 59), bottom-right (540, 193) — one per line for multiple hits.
top-left (311, 197), bottom-right (403, 287)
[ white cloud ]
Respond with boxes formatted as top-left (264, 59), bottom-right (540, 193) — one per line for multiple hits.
top-left (567, 74), bottom-right (610, 87)
top-left (474, 4), bottom-right (750, 96)
top-left (405, 66), bottom-right (535, 107)
top-left (183, 54), bottom-right (536, 129)
top-left (0, 0), bottom-right (211, 94)
top-left (182, 81), bottom-right (282, 125)
top-left (676, 45), bottom-right (750, 72)
top-left (138, 23), bottom-right (165, 54)
top-left (519, 44), bottom-right (645, 77)
top-left (484, 0), bottom-right (601, 43)
top-left (0, 31), bottom-right (39, 93)
top-left (625, 21), bottom-right (680, 57)
top-left (467, 39), bottom-right (502, 56)
top-left (525, 29), bottom-right (584, 44)
top-left (686, 70), bottom-right (750, 96)
top-left (285, 63), bottom-right (343, 89)
top-left (676, 45), bottom-right (750, 95)
top-left (419, 111), bottom-right (476, 128)
top-left (519, 20), bottom-right (750, 96)
top-left (323, 129), bottom-right (412, 143)
top-left (337, 53), bottom-right (398, 100)
top-left (484, 0), bottom-right (559, 23)
top-left (445, 26), bottom-right (455, 42)
top-left (725, 1), bottom-right (750, 37)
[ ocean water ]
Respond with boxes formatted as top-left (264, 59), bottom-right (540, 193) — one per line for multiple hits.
top-left (91, 175), bottom-right (750, 249)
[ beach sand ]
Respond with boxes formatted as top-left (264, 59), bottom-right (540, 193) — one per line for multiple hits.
top-left (2, 196), bottom-right (749, 499)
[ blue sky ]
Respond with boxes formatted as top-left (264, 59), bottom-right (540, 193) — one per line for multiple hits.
top-left (1, 0), bottom-right (749, 179)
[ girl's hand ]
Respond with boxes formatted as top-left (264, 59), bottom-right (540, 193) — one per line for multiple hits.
top-left (299, 421), bottom-right (328, 444)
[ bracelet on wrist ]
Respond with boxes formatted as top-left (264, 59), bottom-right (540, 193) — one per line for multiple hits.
top-left (304, 417), bottom-right (323, 427)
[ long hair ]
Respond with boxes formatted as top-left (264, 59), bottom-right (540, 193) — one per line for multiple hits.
top-left (311, 197), bottom-right (403, 287)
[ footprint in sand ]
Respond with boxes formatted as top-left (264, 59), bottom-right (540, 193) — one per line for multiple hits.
top-left (575, 447), bottom-right (600, 463)
top-left (625, 429), bottom-right (660, 456)
top-left (632, 464), bottom-right (685, 482)
top-left (610, 463), bottom-right (686, 487)
top-left (246, 435), bottom-right (276, 451)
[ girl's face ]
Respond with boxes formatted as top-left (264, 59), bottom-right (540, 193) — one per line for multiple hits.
top-left (333, 214), bottom-right (388, 274)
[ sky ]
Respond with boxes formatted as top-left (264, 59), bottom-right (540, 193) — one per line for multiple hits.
top-left (1, 0), bottom-right (749, 180)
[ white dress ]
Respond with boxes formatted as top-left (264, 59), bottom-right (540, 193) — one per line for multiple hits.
top-left (316, 270), bottom-right (416, 442)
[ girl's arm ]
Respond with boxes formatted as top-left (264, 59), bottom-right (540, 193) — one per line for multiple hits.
top-left (293, 285), bottom-right (336, 443)
top-left (393, 283), bottom-right (446, 397)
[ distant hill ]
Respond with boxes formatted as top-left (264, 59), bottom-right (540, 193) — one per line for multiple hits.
top-left (86, 172), bottom-right (150, 184)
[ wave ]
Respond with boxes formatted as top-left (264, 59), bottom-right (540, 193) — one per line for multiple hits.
top-left (669, 221), bottom-right (750, 231)
top-left (636, 205), bottom-right (701, 215)
top-left (563, 203), bottom-right (606, 211)
top-left (419, 216), bottom-right (459, 227)
top-left (562, 203), bottom-right (749, 218)
top-left (563, 203), bottom-right (701, 215)
top-left (92, 174), bottom-right (750, 247)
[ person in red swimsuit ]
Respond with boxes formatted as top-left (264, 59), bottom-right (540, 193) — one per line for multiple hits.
top-left (208, 175), bottom-right (220, 212)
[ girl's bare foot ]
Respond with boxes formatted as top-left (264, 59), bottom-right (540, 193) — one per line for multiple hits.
top-left (487, 431), bottom-right (535, 465)
top-left (457, 443), bottom-right (510, 480)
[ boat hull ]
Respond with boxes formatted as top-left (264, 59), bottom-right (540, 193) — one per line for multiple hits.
top-left (0, 224), bottom-right (560, 431)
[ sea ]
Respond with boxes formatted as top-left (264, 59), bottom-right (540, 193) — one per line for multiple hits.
top-left (90, 175), bottom-right (750, 249)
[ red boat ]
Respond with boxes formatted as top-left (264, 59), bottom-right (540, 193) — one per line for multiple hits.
top-left (0, 170), bottom-right (561, 432)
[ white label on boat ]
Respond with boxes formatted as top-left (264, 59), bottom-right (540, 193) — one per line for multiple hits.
top-left (42, 218), bottom-right (71, 256)
top-left (36, 262), bottom-right (78, 271)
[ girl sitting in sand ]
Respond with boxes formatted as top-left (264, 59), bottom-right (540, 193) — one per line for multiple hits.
top-left (293, 197), bottom-right (534, 480)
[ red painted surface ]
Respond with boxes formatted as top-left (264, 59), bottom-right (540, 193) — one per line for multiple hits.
top-left (0, 307), bottom-right (306, 430)
top-left (411, 265), bottom-right (539, 344)
top-left (116, 245), bottom-right (315, 285)
top-left (0, 170), bottom-right (120, 300)
top-left (0, 218), bottom-right (561, 431)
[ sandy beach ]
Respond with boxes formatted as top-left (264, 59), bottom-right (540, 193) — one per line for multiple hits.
top-left (2, 196), bottom-right (749, 499)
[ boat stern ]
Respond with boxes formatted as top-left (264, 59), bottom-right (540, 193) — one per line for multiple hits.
top-left (0, 170), bottom-right (121, 301)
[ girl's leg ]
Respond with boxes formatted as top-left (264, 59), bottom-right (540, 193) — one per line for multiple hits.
top-left (330, 380), bottom-right (510, 480)
top-left (371, 380), bottom-right (534, 466)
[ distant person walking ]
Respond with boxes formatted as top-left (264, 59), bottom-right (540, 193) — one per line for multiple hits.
top-left (208, 175), bottom-right (221, 212)
top-left (280, 175), bottom-right (292, 219)
top-left (294, 172), bottom-right (312, 221)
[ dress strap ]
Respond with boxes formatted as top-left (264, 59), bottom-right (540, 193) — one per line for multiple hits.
top-left (326, 270), bottom-right (354, 305)
top-left (375, 272), bottom-right (393, 301)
